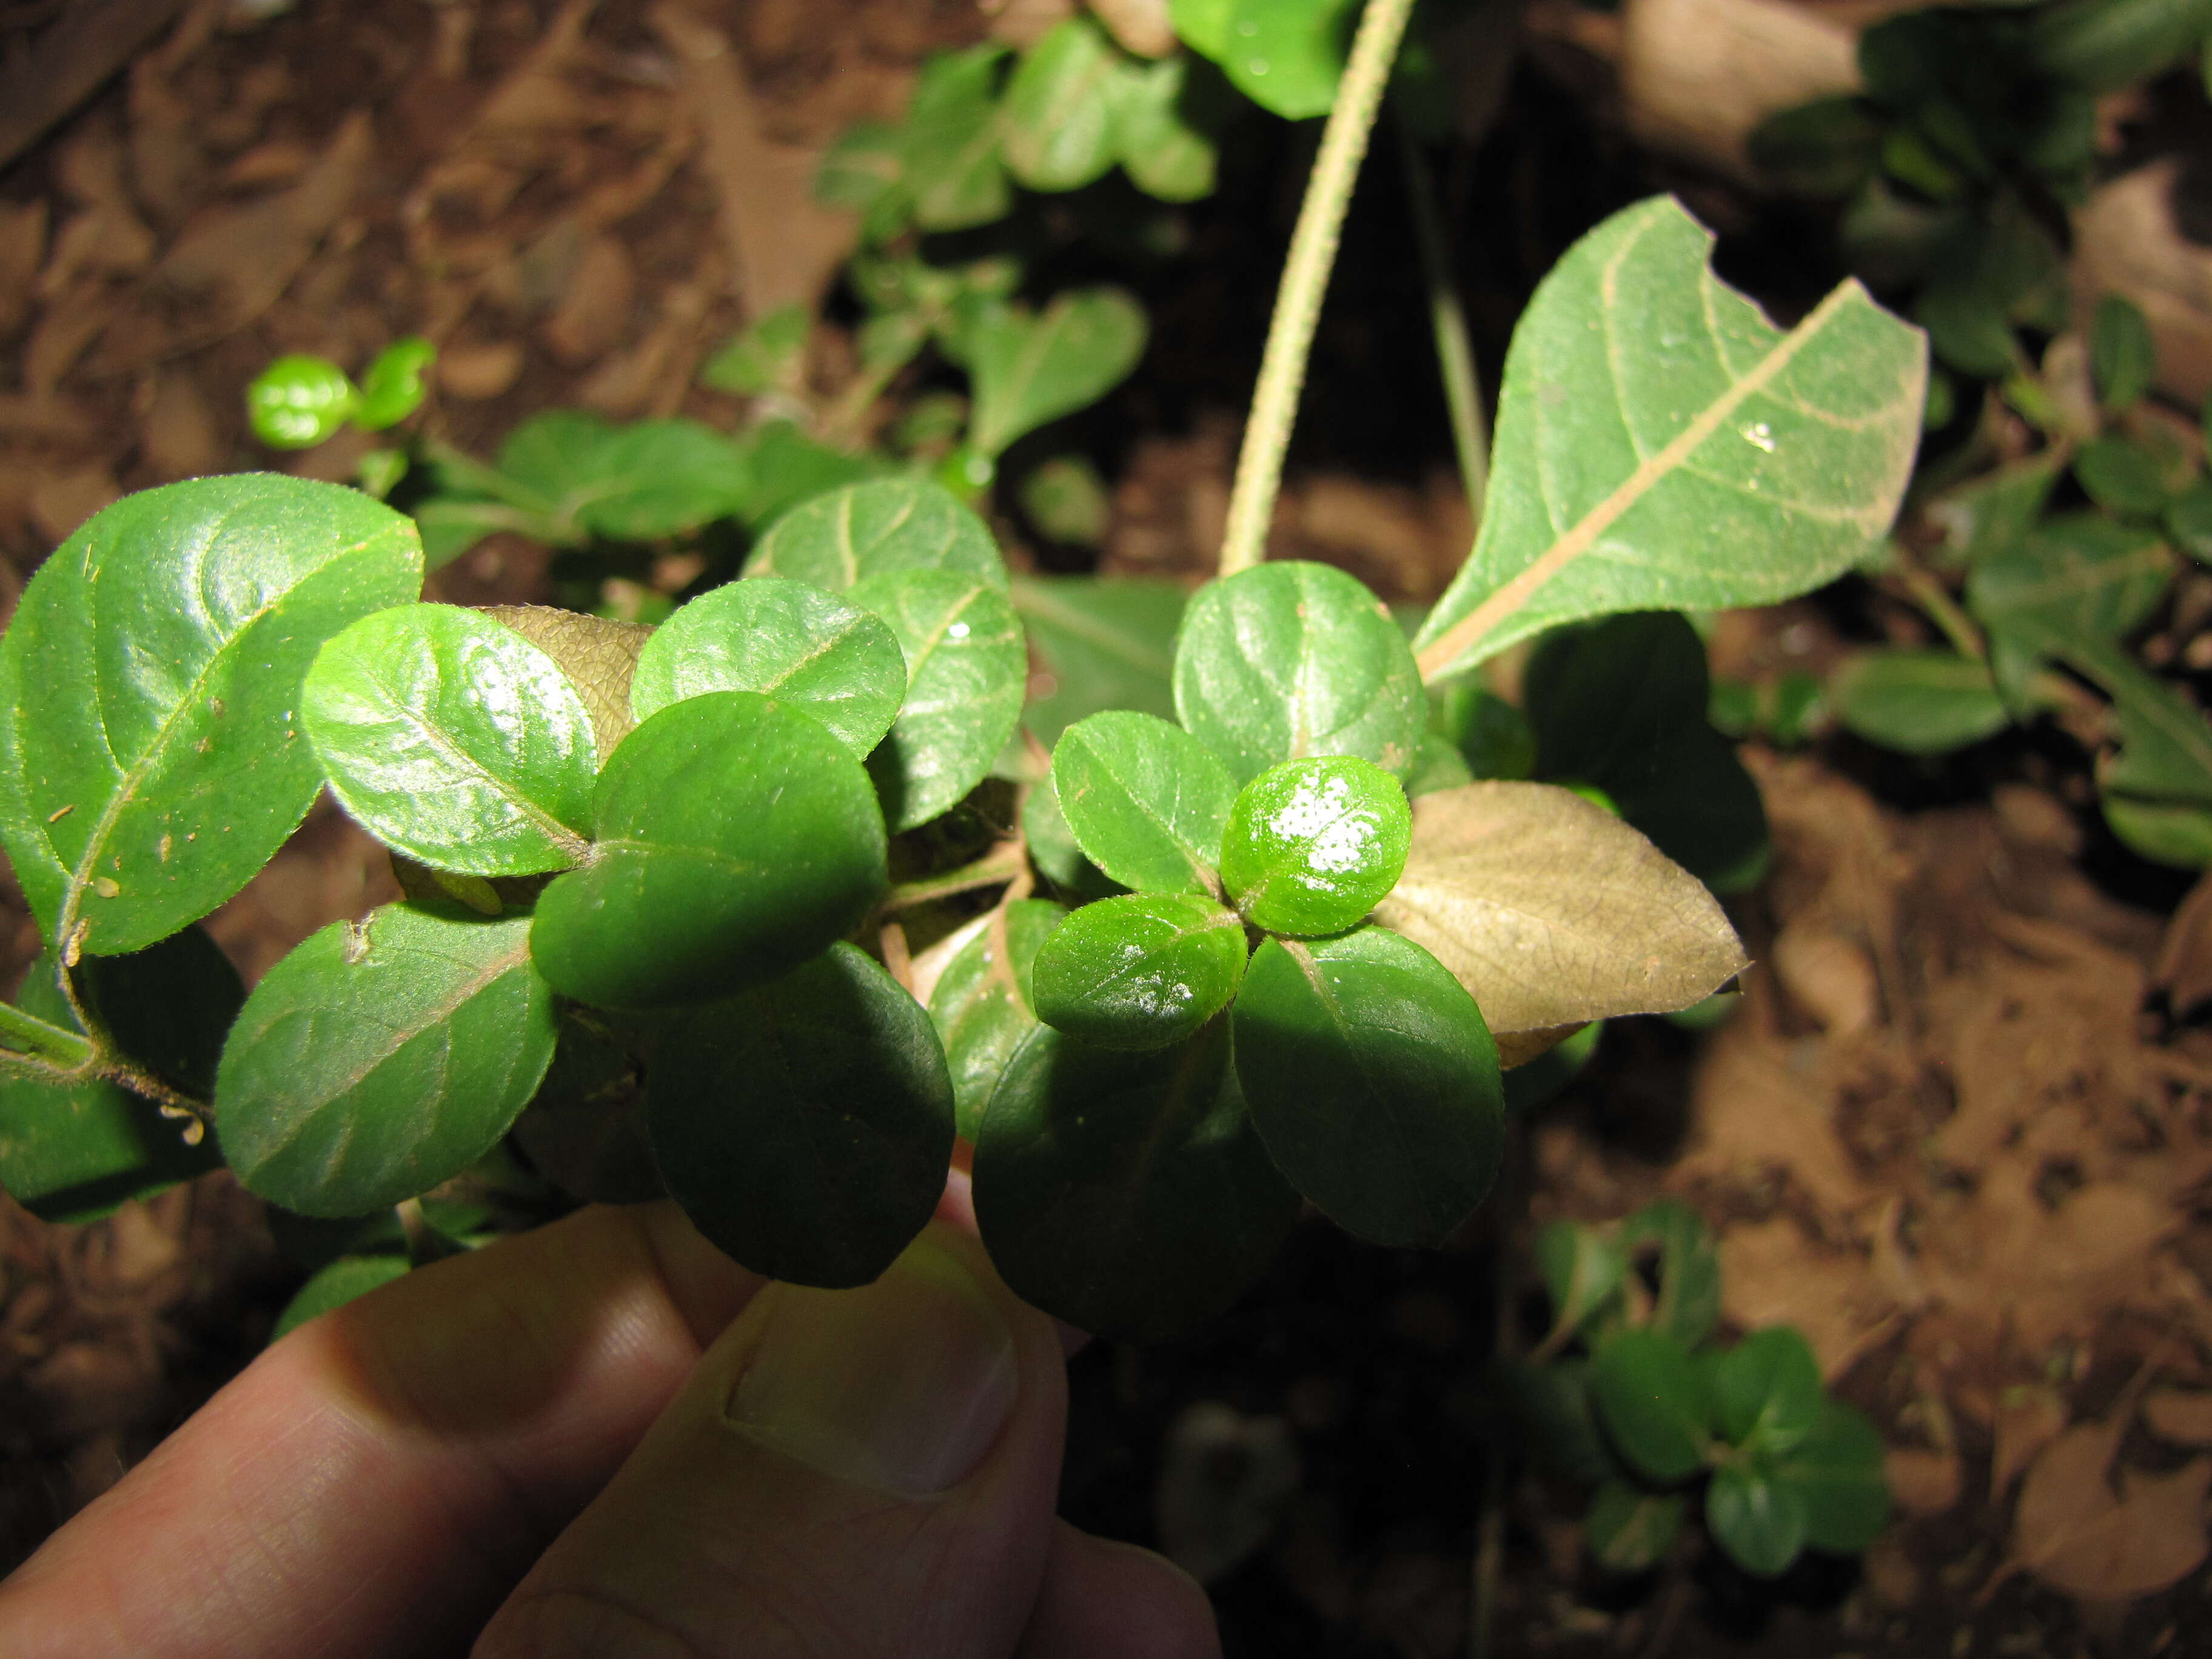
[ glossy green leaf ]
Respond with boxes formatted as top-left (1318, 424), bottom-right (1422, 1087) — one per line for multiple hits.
top-left (961, 288), bottom-right (1148, 459)
top-left (1219, 756), bottom-right (1411, 934)
top-left (2074, 435), bottom-right (2171, 517)
top-left (1050, 711), bottom-right (1236, 894)
top-left (1414, 198), bottom-right (1925, 679)
top-left (509, 1011), bottom-right (660, 1206)
top-left (928, 899), bottom-right (1067, 1137)
top-left (748, 478), bottom-right (1007, 594)
top-left (303, 604), bottom-right (597, 876)
top-left (1111, 53), bottom-right (1222, 201)
top-left (1711, 1327), bottom-right (1824, 1454)
top-left (531, 692), bottom-right (888, 1008)
top-left (2103, 785), bottom-right (2212, 868)
top-left (1747, 96), bottom-right (1885, 198)
top-left (247, 354), bottom-right (358, 449)
top-left (1002, 18), bottom-right (1124, 191)
top-left (1175, 0), bottom-right (1356, 120)
top-left (272, 1255), bottom-right (411, 1341)
top-left (1176, 561), bottom-right (1426, 785)
top-left (850, 569), bottom-right (1027, 831)
top-left (699, 303), bottom-right (809, 397)
top-left (1708, 1463), bottom-right (1809, 1578)
top-left (905, 44), bottom-right (1014, 231)
top-left (1033, 891), bottom-right (1247, 1050)
top-left (1537, 1220), bottom-right (1627, 1341)
top-left (1771, 1398), bottom-right (1891, 1553)
top-left (354, 338), bottom-right (435, 431)
top-left (1013, 574), bottom-right (1185, 746)
top-left (481, 605), bottom-right (651, 768)
top-left (2091, 294), bottom-right (2158, 411)
top-left (1829, 649), bottom-right (2012, 755)
top-left (1587, 1481), bottom-right (1687, 1574)
top-left (2164, 478), bottom-right (2212, 566)
top-left (650, 943), bottom-right (955, 1289)
top-left (973, 1019), bottom-right (1302, 1340)
top-left (1590, 1327), bottom-right (1713, 1485)
top-left (629, 577), bottom-right (908, 759)
top-left (216, 901), bottom-right (556, 1216)
top-left (495, 412), bottom-right (756, 542)
top-left (0, 477), bottom-right (423, 959)
top-left (1621, 1198), bottom-right (1721, 1349)
top-left (737, 421), bottom-right (895, 531)
top-left (1233, 926), bottom-right (1503, 1246)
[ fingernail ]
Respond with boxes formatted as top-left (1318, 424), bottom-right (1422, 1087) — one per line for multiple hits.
top-left (722, 1236), bottom-right (1019, 1498)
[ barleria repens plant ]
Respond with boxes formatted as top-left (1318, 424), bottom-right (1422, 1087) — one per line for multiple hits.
top-left (0, 1), bottom-right (1925, 1361)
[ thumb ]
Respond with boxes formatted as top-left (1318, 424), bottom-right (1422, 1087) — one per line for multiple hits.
top-left (472, 1220), bottom-right (1143, 1658)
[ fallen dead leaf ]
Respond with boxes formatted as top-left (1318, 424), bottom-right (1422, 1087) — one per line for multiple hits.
top-left (139, 370), bottom-right (223, 480)
top-left (1716, 1216), bottom-right (1897, 1378)
top-left (2143, 1389), bottom-right (2212, 1448)
top-left (1885, 1447), bottom-right (1963, 1517)
top-left (2008, 1409), bottom-right (2212, 1603)
top-left (1992, 1384), bottom-right (2071, 1496)
top-left (0, 198), bottom-right (49, 335)
top-left (1675, 1027), bottom-right (1872, 1219)
top-left (1770, 923), bottom-right (1879, 1034)
top-left (2158, 871), bottom-right (2212, 1017)
top-left (439, 339), bottom-right (526, 401)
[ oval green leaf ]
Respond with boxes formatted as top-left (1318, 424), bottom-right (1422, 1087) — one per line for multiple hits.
top-left (1002, 18), bottom-right (1124, 191)
top-left (650, 943), bottom-right (955, 1289)
top-left (1110, 53), bottom-right (1221, 201)
top-left (1050, 710), bottom-right (1237, 894)
top-left (1829, 649), bottom-right (2011, 756)
top-left (354, 338), bottom-right (435, 432)
top-left (272, 1254), bottom-right (411, 1341)
top-left (481, 605), bottom-right (652, 765)
top-left (1537, 1220), bottom-right (1628, 1342)
top-left (1711, 1326), bottom-right (1824, 1455)
top-left (1707, 1463), bottom-right (1810, 1578)
top-left (927, 899), bottom-right (1067, 1138)
top-left (1772, 1398), bottom-right (1891, 1553)
top-left (1590, 1327), bottom-right (1714, 1486)
top-left (1174, 561), bottom-right (1426, 785)
top-left (1232, 926), bottom-right (1503, 1247)
top-left (1621, 1197), bottom-right (1721, 1349)
top-left (850, 568), bottom-right (1027, 831)
top-left (746, 478), bottom-right (1007, 593)
top-left (962, 288), bottom-right (1148, 460)
top-left (1033, 891), bottom-right (1247, 1051)
top-left (1173, 0), bottom-right (1355, 120)
top-left (216, 900), bottom-right (557, 1217)
top-left (1219, 756), bottom-right (1411, 936)
top-left (531, 692), bottom-right (888, 1008)
top-left (1013, 574), bottom-right (1186, 747)
top-left (973, 1019), bottom-right (1302, 1341)
top-left (303, 604), bottom-right (597, 876)
top-left (0, 476), bottom-right (424, 959)
top-left (629, 576), bottom-right (908, 757)
top-left (1587, 1480), bottom-right (1686, 1575)
top-left (2073, 435), bottom-right (2170, 518)
top-left (247, 354), bottom-right (358, 449)
top-left (495, 411), bottom-right (757, 542)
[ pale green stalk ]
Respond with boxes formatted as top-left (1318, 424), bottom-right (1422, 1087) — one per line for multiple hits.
top-left (1396, 113), bottom-right (1489, 520)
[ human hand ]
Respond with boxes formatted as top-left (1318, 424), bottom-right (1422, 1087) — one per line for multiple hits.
top-left (0, 1195), bottom-right (1219, 1657)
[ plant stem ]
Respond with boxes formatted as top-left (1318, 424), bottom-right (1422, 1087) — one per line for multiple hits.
top-left (1887, 541), bottom-right (1986, 663)
top-left (880, 838), bottom-right (1029, 912)
top-left (1396, 112), bottom-right (1489, 519)
top-left (0, 999), bottom-right (94, 1073)
top-left (1218, 0), bottom-right (1423, 577)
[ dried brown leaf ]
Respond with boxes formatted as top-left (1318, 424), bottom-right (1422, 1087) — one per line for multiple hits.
top-left (2144, 1389), bottom-right (2212, 1448)
top-left (1885, 1447), bottom-right (1963, 1517)
top-left (541, 235), bottom-right (635, 365)
top-left (2158, 871), bottom-right (2212, 1016)
top-left (0, 199), bottom-right (49, 336)
top-left (1993, 1384), bottom-right (2071, 1496)
top-left (1714, 1216), bottom-right (1896, 1378)
top-left (1373, 782), bottom-right (1748, 1036)
top-left (140, 370), bottom-right (222, 481)
top-left (439, 340), bottom-right (526, 401)
top-left (1676, 1024), bottom-right (1874, 1219)
top-left (1770, 923), bottom-right (1879, 1034)
top-left (2013, 1415), bottom-right (2211, 1602)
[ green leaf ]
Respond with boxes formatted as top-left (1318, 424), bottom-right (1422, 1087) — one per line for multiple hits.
top-left (817, 119), bottom-right (910, 241)
top-left (962, 288), bottom-right (1148, 459)
top-left (1233, 926), bottom-right (1503, 1246)
top-left (699, 302), bottom-right (810, 397)
top-left (740, 421), bottom-right (896, 531)
top-left (1621, 1198), bottom-right (1721, 1349)
top-left (1711, 1327), bottom-right (1824, 1454)
top-left (1002, 18), bottom-right (1125, 191)
top-left (0, 477), bottom-right (423, 959)
top-left (530, 692), bottom-right (888, 1008)
top-left (629, 577), bottom-right (908, 759)
top-left (1017, 454), bottom-right (1113, 548)
top-left (1829, 649), bottom-right (2013, 755)
top-left (1220, 756), bottom-right (1411, 935)
top-left (1175, 561), bottom-right (1426, 785)
top-left (272, 1254), bottom-right (411, 1341)
top-left (1022, 771), bottom-right (1122, 900)
top-left (1586, 1481), bottom-right (1687, 1574)
top-left (1590, 1327), bottom-right (1713, 1485)
top-left (747, 478), bottom-right (1008, 593)
top-left (2163, 478), bottom-right (2212, 566)
top-left (1772, 1398), bottom-right (1891, 1553)
top-left (928, 899), bottom-right (1067, 1136)
top-left (1406, 733), bottom-right (1473, 797)
top-left (216, 901), bottom-right (556, 1216)
top-left (354, 338), bottom-right (435, 432)
top-left (851, 569), bottom-right (1028, 831)
top-left (2091, 293), bottom-right (2158, 411)
top-left (1969, 514), bottom-right (2174, 646)
top-left (1033, 891), bottom-right (1247, 1050)
top-left (1373, 783), bottom-right (1749, 1049)
top-left (1708, 1463), bottom-right (1810, 1578)
top-left (495, 412), bottom-right (756, 542)
top-left (1439, 683), bottom-right (1536, 780)
top-left (1747, 96), bottom-right (1884, 199)
top-left (1176, 0), bottom-right (1358, 120)
top-left (0, 934), bottom-right (233, 1222)
top-left (2074, 435), bottom-right (2171, 518)
top-left (509, 1011), bottom-right (660, 1205)
top-left (1414, 198), bottom-right (1925, 680)
top-left (2029, 0), bottom-right (2212, 92)
top-left (1501, 1356), bottom-right (1623, 1485)
top-left (246, 354), bottom-right (358, 449)
top-left (481, 605), bottom-right (652, 765)
top-left (1111, 53), bottom-right (1222, 201)
top-left (1051, 711), bottom-right (1237, 894)
top-left (905, 45), bottom-right (1014, 232)
top-left (1536, 1219), bottom-right (1627, 1341)
top-left (650, 943), bottom-right (955, 1288)
top-left (302, 605), bottom-right (598, 876)
top-left (1013, 574), bottom-right (1185, 747)
top-left (973, 1019), bottom-right (1302, 1340)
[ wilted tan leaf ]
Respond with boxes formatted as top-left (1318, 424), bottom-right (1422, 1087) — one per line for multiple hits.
top-left (141, 370), bottom-right (222, 480)
top-left (1770, 924), bottom-right (1878, 1034)
top-left (1374, 782), bottom-right (1748, 1036)
top-left (481, 605), bottom-right (651, 762)
top-left (541, 235), bottom-right (636, 365)
top-left (439, 340), bottom-right (526, 401)
top-left (2144, 1389), bottom-right (2212, 1448)
top-left (2012, 1412), bottom-right (2211, 1602)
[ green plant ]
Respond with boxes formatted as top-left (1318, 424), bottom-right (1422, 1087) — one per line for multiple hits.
top-left (1506, 1201), bottom-right (1891, 1579)
top-left (0, 4), bottom-right (1925, 1351)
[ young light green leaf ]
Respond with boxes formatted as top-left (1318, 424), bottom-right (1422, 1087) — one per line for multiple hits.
top-left (271, 1254), bottom-right (411, 1341)
top-left (1233, 926), bottom-right (1503, 1247)
top-left (1033, 891), bottom-right (1247, 1050)
top-left (1771, 1398), bottom-right (1891, 1552)
top-left (1587, 1481), bottom-right (1687, 1574)
top-left (1174, 0), bottom-right (1356, 120)
top-left (1051, 711), bottom-right (1237, 894)
top-left (1621, 1198), bottom-right (1721, 1349)
top-left (1001, 18), bottom-right (1124, 191)
top-left (850, 569), bottom-right (1027, 831)
top-left (495, 412), bottom-right (756, 541)
top-left (1536, 1220), bottom-right (1628, 1341)
top-left (1829, 649), bottom-right (2013, 755)
top-left (747, 478), bottom-right (1007, 593)
top-left (961, 288), bottom-right (1148, 458)
top-left (651, 943), bottom-right (955, 1289)
top-left (1017, 455), bottom-right (1113, 548)
top-left (1708, 1463), bottom-right (1810, 1578)
top-left (1110, 52), bottom-right (1221, 201)
top-left (303, 605), bottom-right (598, 876)
top-left (629, 577), bottom-right (908, 758)
top-left (216, 902), bottom-right (556, 1217)
top-left (699, 302), bottom-right (811, 397)
top-left (0, 477), bottom-right (424, 959)
top-left (1924, 455), bottom-right (2058, 568)
top-left (1406, 734), bottom-right (1475, 797)
top-left (2165, 478), bottom-right (2212, 566)
top-left (1711, 1327), bottom-right (1825, 1454)
top-left (904, 44), bottom-right (1014, 230)
top-left (1372, 783), bottom-right (1749, 1056)
top-left (246, 354), bottom-right (357, 449)
top-left (1175, 561), bottom-right (1426, 785)
top-left (1013, 574), bottom-right (1185, 746)
top-left (531, 692), bottom-right (888, 1008)
top-left (1439, 683), bottom-right (1537, 780)
top-left (1414, 197), bottom-right (1925, 680)
top-left (1590, 1327), bottom-right (1714, 1485)
top-left (1219, 756), bottom-right (1412, 934)
top-left (2091, 293), bottom-right (2158, 411)
top-left (481, 605), bottom-right (652, 765)
top-left (928, 898), bottom-right (1067, 1136)
top-left (354, 338), bottom-right (435, 432)
top-left (973, 1019), bottom-right (1302, 1341)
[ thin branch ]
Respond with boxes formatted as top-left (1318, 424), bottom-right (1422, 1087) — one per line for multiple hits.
top-left (1396, 111), bottom-right (1489, 520)
top-left (880, 838), bottom-right (1029, 913)
top-left (1218, 0), bottom-right (1423, 577)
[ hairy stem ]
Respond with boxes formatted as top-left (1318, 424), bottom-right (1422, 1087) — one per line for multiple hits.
top-left (1396, 112), bottom-right (1489, 519)
top-left (880, 838), bottom-right (1030, 912)
top-left (1218, 0), bottom-right (1422, 577)
top-left (0, 998), bottom-right (95, 1073)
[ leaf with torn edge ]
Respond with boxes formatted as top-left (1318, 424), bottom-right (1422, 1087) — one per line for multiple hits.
top-left (1413, 196), bottom-right (1925, 680)
top-left (1371, 782), bottom-right (1748, 1054)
